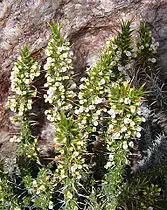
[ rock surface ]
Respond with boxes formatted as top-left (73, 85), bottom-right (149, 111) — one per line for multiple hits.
top-left (0, 0), bottom-right (167, 158)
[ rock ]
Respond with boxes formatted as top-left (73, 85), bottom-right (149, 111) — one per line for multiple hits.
top-left (1, 0), bottom-right (167, 159)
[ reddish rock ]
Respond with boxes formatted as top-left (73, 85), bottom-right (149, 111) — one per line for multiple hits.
top-left (0, 0), bottom-right (167, 158)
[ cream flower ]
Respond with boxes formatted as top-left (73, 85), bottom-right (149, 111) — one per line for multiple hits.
top-left (125, 51), bottom-right (131, 57)
top-left (124, 98), bottom-right (131, 105)
top-left (151, 58), bottom-right (156, 63)
top-left (118, 66), bottom-right (124, 71)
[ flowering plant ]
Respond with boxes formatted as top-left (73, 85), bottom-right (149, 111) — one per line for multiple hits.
top-left (0, 21), bottom-right (162, 210)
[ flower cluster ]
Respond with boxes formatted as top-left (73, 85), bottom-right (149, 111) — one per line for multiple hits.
top-left (6, 46), bottom-right (40, 121)
top-left (137, 22), bottom-right (159, 65)
top-left (44, 24), bottom-right (76, 118)
top-left (75, 72), bottom-right (145, 169)
top-left (43, 23), bottom-right (87, 209)
top-left (74, 22), bottom-right (143, 140)
top-left (6, 46), bottom-right (40, 159)
top-left (72, 21), bottom-right (147, 208)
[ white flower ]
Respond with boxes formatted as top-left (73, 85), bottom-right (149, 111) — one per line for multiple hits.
top-left (18, 56), bottom-right (22, 61)
top-left (85, 107), bottom-right (89, 112)
top-left (10, 105), bottom-right (16, 112)
top-left (108, 124), bottom-right (113, 133)
top-left (15, 89), bottom-right (22, 95)
top-left (35, 71), bottom-right (40, 77)
top-left (80, 77), bottom-right (86, 82)
top-left (105, 161), bottom-right (113, 169)
top-left (70, 83), bottom-right (76, 89)
top-left (18, 111), bottom-right (23, 116)
top-left (118, 66), bottom-right (124, 71)
top-left (79, 84), bottom-right (85, 89)
top-left (92, 127), bottom-right (96, 132)
top-left (61, 67), bottom-right (67, 72)
top-left (81, 119), bottom-right (87, 124)
top-left (109, 154), bottom-right (114, 161)
top-left (107, 109), bottom-right (116, 119)
top-left (89, 105), bottom-right (95, 110)
top-left (71, 165), bottom-right (77, 173)
top-left (156, 42), bottom-right (159, 47)
top-left (31, 63), bottom-right (38, 70)
top-left (69, 51), bottom-right (74, 56)
top-left (126, 51), bottom-right (131, 57)
top-left (103, 108), bottom-right (107, 112)
top-left (151, 58), bottom-right (156, 63)
top-left (110, 61), bottom-right (115, 66)
top-left (150, 44), bottom-right (156, 51)
top-left (47, 76), bottom-right (53, 82)
top-left (9, 135), bottom-right (18, 143)
top-left (128, 141), bottom-right (134, 147)
top-left (67, 59), bottom-right (72, 64)
top-left (136, 126), bottom-right (142, 132)
top-left (44, 110), bottom-right (50, 115)
top-left (130, 105), bottom-right (136, 113)
top-left (47, 115), bottom-right (54, 122)
top-left (79, 100), bottom-right (84, 105)
top-left (122, 141), bottom-right (128, 150)
top-left (116, 51), bottom-right (121, 56)
top-left (124, 98), bottom-right (131, 105)
top-left (106, 40), bottom-right (110, 45)
top-left (112, 132), bottom-right (120, 139)
top-left (136, 132), bottom-right (141, 138)
top-left (44, 63), bottom-right (49, 70)
top-left (75, 106), bottom-right (84, 114)
top-left (121, 126), bottom-right (127, 133)
top-left (63, 75), bottom-right (69, 80)
top-left (73, 151), bottom-right (79, 158)
top-left (93, 121), bottom-right (98, 126)
top-left (130, 120), bottom-right (135, 127)
top-left (55, 82), bottom-right (61, 87)
top-left (27, 103), bottom-right (32, 110)
top-left (39, 185), bottom-right (45, 191)
top-left (29, 74), bottom-right (35, 80)
top-left (95, 110), bottom-right (101, 115)
top-left (94, 97), bottom-right (103, 104)
top-left (124, 118), bottom-right (130, 124)
top-left (48, 201), bottom-right (54, 209)
top-left (78, 92), bottom-right (83, 99)
top-left (100, 78), bottom-right (105, 85)
top-left (45, 48), bottom-right (51, 56)
top-left (112, 44), bottom-right (117, 50)
top-left (36, 188), bottom-right (40, 195)
top-left (62, 52), bottom-right (68, 58)
top-left (141, 117), bottom-right (146, 122)
top-left (141, 45), bottom-right (144, 50)
top-left (28, 99), bottom-right (32, 104)
top-left (79, 106), bottom-right (84, 113)
top-left (44, 83), bottom-right (48, 87)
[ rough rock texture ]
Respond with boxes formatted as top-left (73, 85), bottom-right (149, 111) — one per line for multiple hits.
top-left (0, 0), bottom-right (167, 159)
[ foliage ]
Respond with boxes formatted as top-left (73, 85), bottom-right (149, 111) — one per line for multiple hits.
top-left (117, 176), bottom-right (161, 210)
top-left (0, 21), bottom-right (163, 210)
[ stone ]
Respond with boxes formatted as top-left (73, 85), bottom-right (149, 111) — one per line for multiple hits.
top-left (1, 0), bottom-right (167, 162)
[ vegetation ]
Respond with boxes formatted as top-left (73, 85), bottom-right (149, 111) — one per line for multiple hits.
top-left (0, 21), bottom-right (165, 209)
